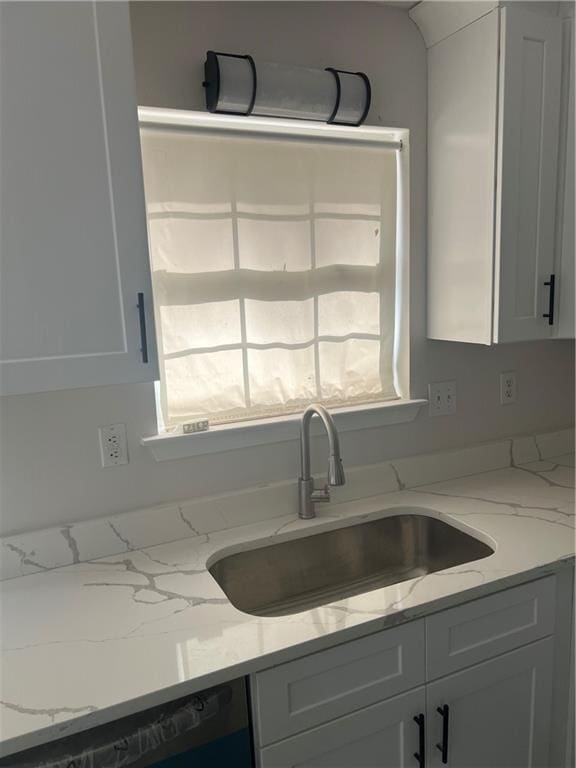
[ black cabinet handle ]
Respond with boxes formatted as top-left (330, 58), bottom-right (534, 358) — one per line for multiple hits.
top-left (413, 713), bottom-right (425, 768)
top-left (436, 705), bottom-right (450, 764)
top-left (543, 273), bottom-right (556, 325)
top-left (137, 292), bottom-right (149, 363)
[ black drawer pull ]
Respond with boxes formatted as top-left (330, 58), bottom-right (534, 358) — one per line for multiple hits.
top-left (436, 704), bottom-right (450, 764)
top-left (137, 292), bottom-right (149, 363)
top-left (543, 273), bottom-right (556, 325)
top-left (413, 713), bottom-right (425, 767)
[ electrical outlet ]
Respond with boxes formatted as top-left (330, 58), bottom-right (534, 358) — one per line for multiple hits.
top-left (428, 380), bottom-right (457, 416)
top-left (98, 423), bottom-right (128, 467)
top-left (500, 371), bottom-right (517, 405)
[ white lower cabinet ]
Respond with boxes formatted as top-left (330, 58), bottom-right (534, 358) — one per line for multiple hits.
top-left (259, 687), bottom-right (425, 768)
top-left (252, 577), bottom-right (569, 768)
top-left (426, 638), bottom-right (554, 768)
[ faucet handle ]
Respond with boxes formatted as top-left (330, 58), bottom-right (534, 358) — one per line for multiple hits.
top-left (310, 484), bottom-right (331, 503)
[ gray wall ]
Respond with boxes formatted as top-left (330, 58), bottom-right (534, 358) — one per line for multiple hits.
top-left (0, 2), bottom-right (573, 536)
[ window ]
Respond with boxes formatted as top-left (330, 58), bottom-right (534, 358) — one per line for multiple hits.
top-left (140, 116), bottom-right (403, 429)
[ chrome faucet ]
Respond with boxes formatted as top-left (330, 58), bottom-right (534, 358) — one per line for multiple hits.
top-left (298, 404), bottom-right (346, 519)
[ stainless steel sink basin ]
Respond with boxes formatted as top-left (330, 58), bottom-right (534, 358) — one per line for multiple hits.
top-left (209, 511), bottom-right (493, 617)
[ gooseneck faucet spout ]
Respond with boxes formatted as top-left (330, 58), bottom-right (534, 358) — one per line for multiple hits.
top-left (298, 404), bottom-right (346, 519)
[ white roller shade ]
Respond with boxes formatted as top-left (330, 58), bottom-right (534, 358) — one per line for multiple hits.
top-left (140, 127), bottom-right (398, 426)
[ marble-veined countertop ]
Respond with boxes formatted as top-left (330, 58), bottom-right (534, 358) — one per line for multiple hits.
top-left (1, 452), bottom-right (574, 759)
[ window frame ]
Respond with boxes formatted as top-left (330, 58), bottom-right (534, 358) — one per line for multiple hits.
top-left (138, 107), bottom-right (419, 460)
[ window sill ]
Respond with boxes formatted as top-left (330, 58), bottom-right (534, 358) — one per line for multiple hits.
top-left (141, 399), bottom-right (427, 461)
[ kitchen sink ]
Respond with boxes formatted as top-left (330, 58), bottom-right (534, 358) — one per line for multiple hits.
top-left (209, 511), bottom-right (494, 617)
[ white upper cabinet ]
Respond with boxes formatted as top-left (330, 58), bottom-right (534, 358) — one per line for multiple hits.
top-left (557, 17), bottom-right (575, 338)
top-left (0, 2), bottom-right (158, 395)
top-left (418, 2), bottom-right (569, 344)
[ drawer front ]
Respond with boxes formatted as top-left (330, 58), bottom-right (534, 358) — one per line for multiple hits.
top-left (253, 619), bottom-right (425, 746)
top-left (258, 686), bottom-right (426, 768)
top-left (426, 576), bottom-right (556, 679)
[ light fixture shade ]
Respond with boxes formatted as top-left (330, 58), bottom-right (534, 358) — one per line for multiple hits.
top-left (203, 51), bottom-right (371, 126)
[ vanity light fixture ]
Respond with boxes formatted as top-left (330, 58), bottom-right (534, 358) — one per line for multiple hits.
top-left (203, 50), bottom-right (371, 126)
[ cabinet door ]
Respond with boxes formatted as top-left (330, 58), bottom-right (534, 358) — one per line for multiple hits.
top-left (259, 687), bottom-right (425, 768)
top-left (427, 9), bottom-right (499, 345)
top-left (557, 18), bottom-right (575, 339)
top-left (427, 638), bottom-right (554, 768)
top-left (0, 2), bottom-right (158, 395)
top-left (495, 7), bottom-right (562, 342)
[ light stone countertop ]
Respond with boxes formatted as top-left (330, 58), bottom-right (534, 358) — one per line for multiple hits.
top-left (1, 452), bottom-right (574, 759)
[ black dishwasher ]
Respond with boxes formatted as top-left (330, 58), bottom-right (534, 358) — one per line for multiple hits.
top-left (1, 678), bottom-right (252, 768)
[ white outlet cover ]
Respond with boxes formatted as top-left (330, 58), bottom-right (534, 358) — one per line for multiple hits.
top-left (98, 423), bottom-right (128, 467)
top-left (428, 380), bottom-right (457, 417)
top-left (500, 371), bottom-right (517, 405)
